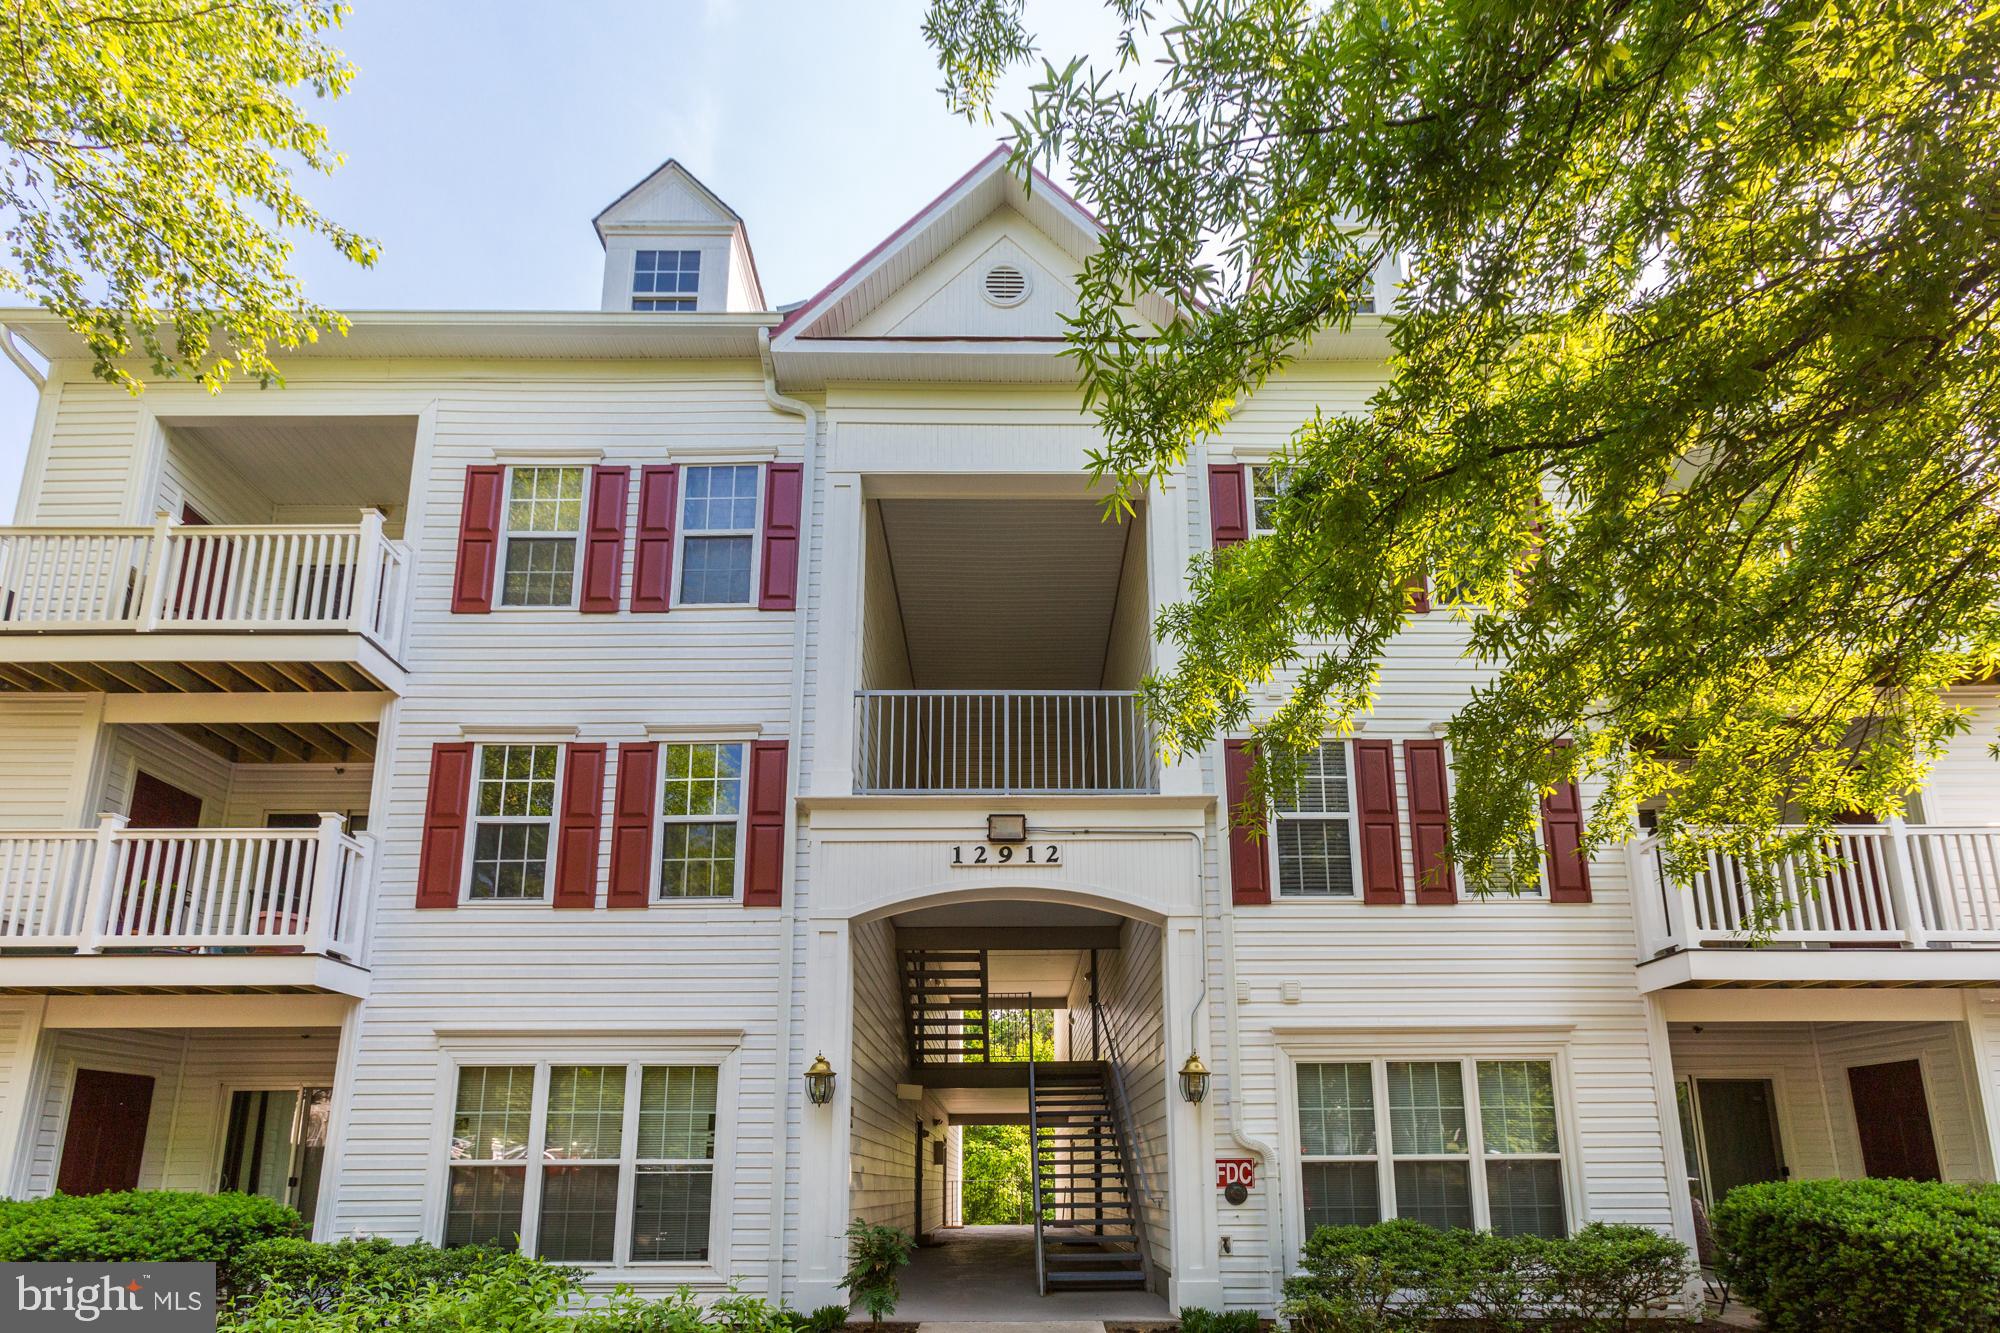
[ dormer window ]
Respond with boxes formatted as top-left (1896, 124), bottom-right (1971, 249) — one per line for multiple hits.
top-left (633, 249), bottom-right (700, 311)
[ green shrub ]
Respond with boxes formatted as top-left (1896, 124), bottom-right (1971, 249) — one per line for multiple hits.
top-left (568, 1284), bottom-right (712, 1333)
top-left (1281, 1219), bottom-right (1690, 1332)
top-left (791, 1304), bottom-right (851, 1333)
top-left (220, 1259), bottom-right (580, 1332)
top-left (1711, 1177), bottom-right (2000, 1333)
top-left (0, 1191), bottom-right (303, 1299)
top-left (838, 1218), bottom-right (914, 1326)
top-left (1178, 1307), bottom-right (1261, 1333)
top-left (234, 1236), bottom-right (541, 1309)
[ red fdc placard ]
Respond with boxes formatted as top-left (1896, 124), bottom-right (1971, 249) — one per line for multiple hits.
top-left (1216, 1158), bottom-right (1256, 1189)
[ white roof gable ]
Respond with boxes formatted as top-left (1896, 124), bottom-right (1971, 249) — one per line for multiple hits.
top-left (593, 158), bottom-right (742, 235)
top-left (846, 210), bottom-right (1082, 339)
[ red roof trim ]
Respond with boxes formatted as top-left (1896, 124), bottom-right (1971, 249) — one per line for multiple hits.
top-left (772, 146), bottom-right (1103, 340)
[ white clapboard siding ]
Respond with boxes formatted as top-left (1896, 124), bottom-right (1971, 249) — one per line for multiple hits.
top-left (0, 696), bottom-right (92, 830)
top-left (1100, 919), bottom-right (1172, 1275)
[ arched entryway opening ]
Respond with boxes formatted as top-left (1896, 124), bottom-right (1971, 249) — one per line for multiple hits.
top-left (846, 891), bottom-right (1175, 1320)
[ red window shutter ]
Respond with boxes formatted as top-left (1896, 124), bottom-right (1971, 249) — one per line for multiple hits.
top-left (1208, 465), bottom-right (1250, 548)
top-left (416, 743), bottom-right (475, 908)
top-left (607, 743), bottom-right (658, 908)
top-left (1542, 741), bottom-right (1592, 902)
top-left (630, 465), bottom-right (679, 612)
top-left (579, 467), bottom-right (631, 614)
top-left (450, 466), bottom-right (505, 614)
top-left (1353, 740), bottom-right (1403, 905)
top-left (743, 740), bottom-right (790, 907)
top-left (1223, 739), bottom-right (1270, 905)
top-left (1403, 740), bottom-right (1458, 904)
top-left (554, 743), bottom-right (605, 908)
top-left (1406, 575), bottom-right (1431, 614)
top-left (758, 463), bottom-right (803, 611)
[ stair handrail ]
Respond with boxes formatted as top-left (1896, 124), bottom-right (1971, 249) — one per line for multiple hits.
top-left (1090, 998), bottom-right (1157, 1286)
top-left (1028, 1057), bottom-right (1047, 1295)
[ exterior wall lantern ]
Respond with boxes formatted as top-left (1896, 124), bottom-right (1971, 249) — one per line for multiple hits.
top-left (805, 1053), bottom-right (838, 1107)
top-left (1178, 1051), bottom-right (1211, 1105)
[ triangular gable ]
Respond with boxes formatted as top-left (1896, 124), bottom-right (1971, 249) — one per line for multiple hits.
top-left (774, 147), bottom-right (1176, 344)
top-left (847, 211), bottom-right (1082, 338)
top-left (594, 158), bottom-right (743, 235)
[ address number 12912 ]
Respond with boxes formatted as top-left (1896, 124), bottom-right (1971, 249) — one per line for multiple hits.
top-left (951, 843), bottom-right (1061, 867)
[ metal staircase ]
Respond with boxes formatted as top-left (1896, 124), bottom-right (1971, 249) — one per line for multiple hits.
top-left (1029, 1061), bottom-right (1150, 1293)
top-left (900, 948), bottom-right (989, 1064)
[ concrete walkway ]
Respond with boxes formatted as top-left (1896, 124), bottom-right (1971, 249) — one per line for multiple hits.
top-left (897, 1225), bottom-right (1172, 1323)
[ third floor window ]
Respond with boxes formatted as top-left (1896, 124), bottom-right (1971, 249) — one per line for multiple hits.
top-left (678, 464), bottom-right (760, 605)
top-left (633, 249), bottom-right (700, 311)
top-left (501, 466), bottom-right (586, 608)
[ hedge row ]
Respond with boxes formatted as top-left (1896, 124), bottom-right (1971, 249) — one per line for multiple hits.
top-left (1281, 1219), bottom-right (1690, 1332)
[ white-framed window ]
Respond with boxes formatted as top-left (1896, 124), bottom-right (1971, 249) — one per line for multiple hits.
top-left (1273, 739), bottom-right (1360, 898)
top-left (1444, 754), bottom-right (1544, 899)
top-left (1250, 463), bottom-right (1287, 538)
top-left (657, 740), bottom-right (746, 900)
top-left (444, 1060), bottom-right (720, 1265)
top-left (676, 463), bottom-right (761, 606)
top-left (499, 465), bottom-right (587, 608)
top-left (466, 743), bottom-right (562, 902)
top-left (1296, 1057), bottom-right (1568, 1238)
top-left (633, 249), bottom-right (701, 312)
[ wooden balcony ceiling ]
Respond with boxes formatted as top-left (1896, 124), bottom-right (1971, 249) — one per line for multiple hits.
top-left (165, 717), bottom-right (376, 765)
top-left (0, 656), bottom-right (383, 695)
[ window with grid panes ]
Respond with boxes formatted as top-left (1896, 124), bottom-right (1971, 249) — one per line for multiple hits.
top-left (1298, 1062), bottom-right (1381, 1230)
top-left (500, 466), bottom-right (586, 607)
top-left (445, 1066), bottom-right (533, 1247)
top-left (1478, 1061), bottom-right (1566, 1237)
top-left (659, 742), bottom-right (744, 899)
top-left (631, 1065), bottom-right (718, 1260)
top-left (538, 1066), bottom-right (624, 1262)
top-left (633, 249), bottom-right (700, 311)
top-left (1295, 1057), bottom-right (1568, 1238)
top-left (1250, 464), bottom-right (1287, 537)
top-left (468, 744), bottom-right (559, 901)
top-left (440, 1062), bottom-right (719, 1264)
top-left (1274, 740), bottom-right (1359, 897)
top-left (1389, 1061), bottom-right (1474, 1229)
top-left (677, 464), bottom-right (759, 604)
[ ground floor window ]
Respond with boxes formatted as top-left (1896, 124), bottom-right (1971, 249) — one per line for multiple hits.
top-left (445, 1061), bottom-right (718, 1264)
top-left (1298, 1057), bottom-right (1567, 1237)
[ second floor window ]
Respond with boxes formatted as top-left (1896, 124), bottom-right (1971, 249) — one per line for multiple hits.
top-left (502, 466), bottom-right (586, 608)
top-left (469, 743), bottom-right (559, 901)
top-left (1275, 739), bottom-right (1358, 897)
top-left (1251, 464), bottom-right (1288, 537)
top-left (660, 741), bottom-right (745, 899)
top-left (678, 464), bottom-right (760, 605)
top-left (634, 249), bottom-right (700, 311)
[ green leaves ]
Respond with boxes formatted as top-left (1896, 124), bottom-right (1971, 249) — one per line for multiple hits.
top-left (926, 0), bottom-right (2000, 903)
top-left (0, 1), bottom-right (377, 392)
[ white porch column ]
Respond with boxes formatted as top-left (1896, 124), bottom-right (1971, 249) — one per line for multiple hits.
top-left (1641, 995), bottom-right (1698, 1247)
top-left (1963, 990), bottom-right (2000, 1183)
top-left (796, 918), bottom-right (857, 1308)
top-left (1162, 914), bottom-right (1224, 1309)
top-left (1145, 474), bottom-right (1203, 798)
top-left (810, 478), bottom-right (864, 798)
top-left (0, 996), bottom-right (49, 1198)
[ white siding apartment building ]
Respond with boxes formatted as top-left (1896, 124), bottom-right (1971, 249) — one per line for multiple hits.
top-left (0, 149), bottom-right (1995, 1314)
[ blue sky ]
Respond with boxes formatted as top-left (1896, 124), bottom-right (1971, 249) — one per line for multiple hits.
top-left (0, 0), bottom-right (1122, 518)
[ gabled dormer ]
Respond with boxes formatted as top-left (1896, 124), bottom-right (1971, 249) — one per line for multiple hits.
top-left (593, 159), bottom-right (766, 313)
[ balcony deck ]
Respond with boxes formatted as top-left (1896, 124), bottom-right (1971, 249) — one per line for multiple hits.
top-left (854, 690), bottom-right (1159, 795)
top-left (1630, 822), bottom-right (2000, 989)
top-left (0, 515), bottom-right (408, 693)
top-left (0, 817), bottom-right (372, 996)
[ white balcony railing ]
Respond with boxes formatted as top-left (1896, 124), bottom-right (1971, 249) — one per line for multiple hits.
top-left (1630, 820), bottom-right (2000, 956)
top-left (855, 689), bottom-right (1159, 794)
top-left (0, 815), bottom-right (370, 962)
top-left (0, 511), bottom-right (408, 656)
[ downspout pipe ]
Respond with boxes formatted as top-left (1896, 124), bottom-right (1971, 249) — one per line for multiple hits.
top-left (2, 327), bottom-right (45, 389)
top-left (759, 325), bottom-right (818, 1300)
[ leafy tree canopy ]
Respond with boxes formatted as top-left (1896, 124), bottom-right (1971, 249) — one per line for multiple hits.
top-left (926, 0), bottom-right (2000, 906)
top-left (0, 1), bottom-right (376, 391)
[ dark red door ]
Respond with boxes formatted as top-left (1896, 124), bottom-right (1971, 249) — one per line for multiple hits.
top-left (172, 502), bottom-right (233, 619)
top-left (1849, 1059), bottom-right (1943, 1180)
top-left (57, 1069), bottom-right (154, 1194)
top-left (127, 771), bottom-right (203, 829)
